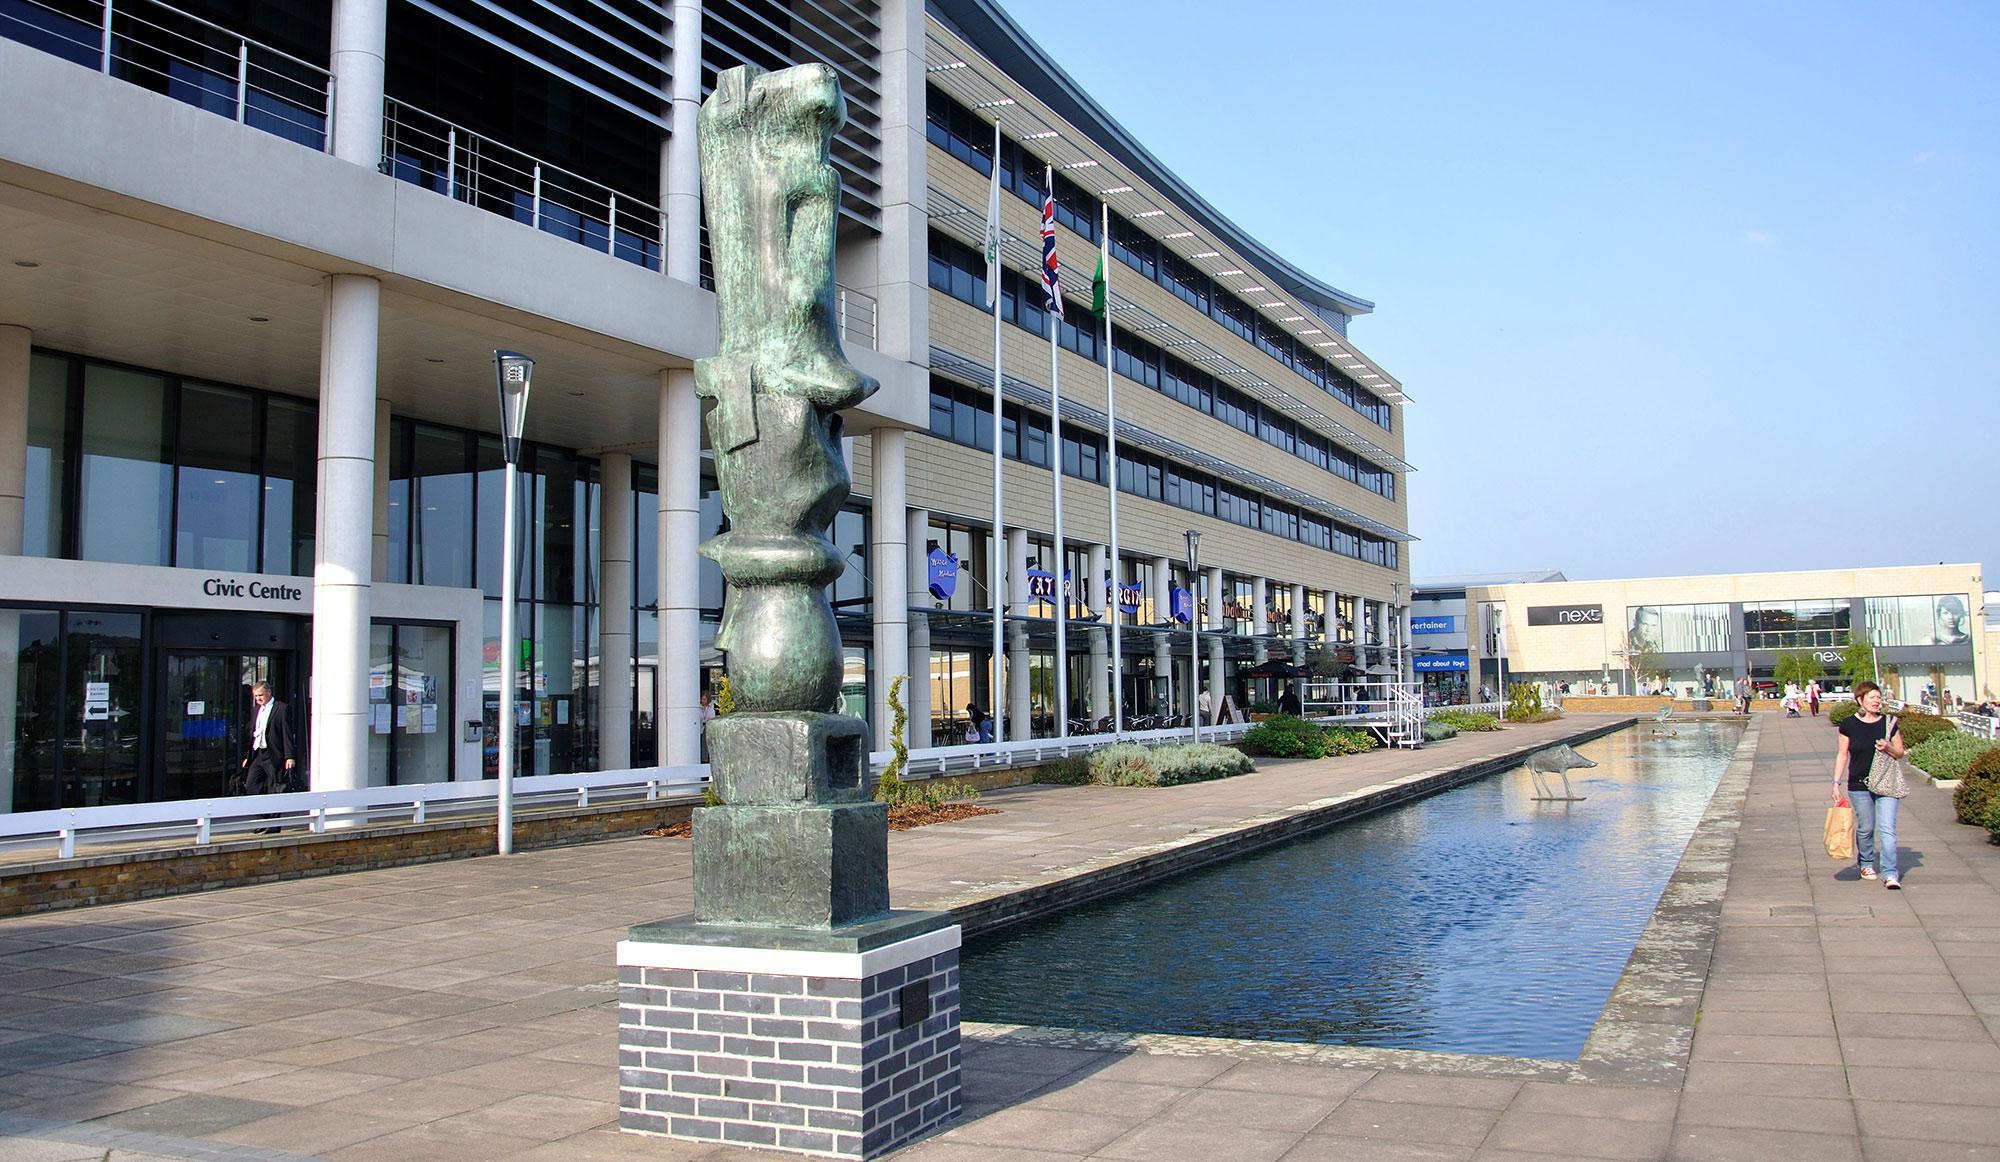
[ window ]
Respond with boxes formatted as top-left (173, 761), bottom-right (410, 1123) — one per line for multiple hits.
top-left (1161, 253), bottom-right (1209, 313)
top-left (1212, 386), bottom-right (1257, 436)
top-left (78, 365), bottom-right (172, 566)
top-left (1111, 215), bottom-right (1157, 279)
top-left (927, 379), bottom-right (996, 452)
top-left (928, 232), bottom-right (988, 307)
top-left (925, 86), bottom-right (993, 176)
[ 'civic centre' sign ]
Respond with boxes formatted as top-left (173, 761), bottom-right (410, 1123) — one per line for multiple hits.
top-left (1527, 604), bottom-right (1603, 626)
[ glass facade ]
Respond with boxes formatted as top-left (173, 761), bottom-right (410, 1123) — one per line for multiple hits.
top-left (1743, 600), bottom-right (1850, 650)
top-left (1625, 604), bottom-right (1732, 654)
top-left (1864, 594), bottom-right (1974, 648)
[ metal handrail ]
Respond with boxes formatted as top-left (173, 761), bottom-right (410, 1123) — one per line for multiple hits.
top-left (383, 96), bottom-right (667, 273)
top-left (2, 0), bottom-right (332, 150)
top-left (0, 725), bottom-right (1264, 862)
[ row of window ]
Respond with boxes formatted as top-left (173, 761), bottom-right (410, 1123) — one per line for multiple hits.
top-left (927, 86), bottom-right (1393, 431)
top-left (927, 378), bottom-right (1399, 572)
top-left (930, 232), bottom-right (1395, 499)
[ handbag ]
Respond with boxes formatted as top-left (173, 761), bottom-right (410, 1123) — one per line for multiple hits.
top-left (1865, 719), bottom-right (1910, 799)
top-left (1824, 800), bottom-right (1855, 860)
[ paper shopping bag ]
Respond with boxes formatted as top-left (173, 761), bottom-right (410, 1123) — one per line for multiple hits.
top-left (1824, 803), bottom-right (1855, 861)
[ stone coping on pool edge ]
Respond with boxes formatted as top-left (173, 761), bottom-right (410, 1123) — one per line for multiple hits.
top-left (952, 715), bottom-right (1761, 1093)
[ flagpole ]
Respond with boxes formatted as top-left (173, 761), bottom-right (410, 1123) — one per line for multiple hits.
top-left (987, 119), bottom-right (1006, 752)
top-left (1100, 203), bottom-right (1123, 736)
top-left (1045, 165), bottom-right (1069, 741)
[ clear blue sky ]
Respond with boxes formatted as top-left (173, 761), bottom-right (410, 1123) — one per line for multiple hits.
top-left (997, 0), bottom-right (1999, 583)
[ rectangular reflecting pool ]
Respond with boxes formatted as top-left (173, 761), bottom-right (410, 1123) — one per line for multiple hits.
top-left (961, 721), bottom-right (1742, 1060)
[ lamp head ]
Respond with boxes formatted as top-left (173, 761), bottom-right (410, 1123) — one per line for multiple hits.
top-left (494, 350), bottom-right (535, 464)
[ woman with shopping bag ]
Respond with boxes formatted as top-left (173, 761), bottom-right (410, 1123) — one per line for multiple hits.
top-left (1832, 680), bottom-right (1908, 889)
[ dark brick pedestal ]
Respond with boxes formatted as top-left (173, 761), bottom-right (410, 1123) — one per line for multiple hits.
top-left (617, 911), bottom-right (961, 1158)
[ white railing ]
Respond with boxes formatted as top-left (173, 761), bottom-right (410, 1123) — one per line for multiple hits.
top-left (3, 0), bottom-right (332, 150)
top-left (0, 726), bottom-right (1264, 862)
top-left (1301, 677), bottom-right (1425, 747)
top-left (382, 97), bottom-right (666, 272)
top-left (1955, 711), bottom-right (1997, 740)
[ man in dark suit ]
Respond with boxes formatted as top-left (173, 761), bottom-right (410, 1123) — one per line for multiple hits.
top-left (240, 683), bottom-right (296, 830)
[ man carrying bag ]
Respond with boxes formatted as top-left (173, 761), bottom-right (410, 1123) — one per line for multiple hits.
top-left (240, 682), bottom-right (296, 833)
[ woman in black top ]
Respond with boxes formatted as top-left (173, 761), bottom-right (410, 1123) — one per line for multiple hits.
top-left (1833, 680), bottom-right (1907, 888)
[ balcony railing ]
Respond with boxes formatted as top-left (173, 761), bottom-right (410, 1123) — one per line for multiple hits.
top-left (383, 97), bottom-right (666, 273)
top-left (1, 0), bottom-right (331, 150)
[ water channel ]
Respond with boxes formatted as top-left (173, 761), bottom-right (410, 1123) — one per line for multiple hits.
top-left (961, 721), bottom-right (1741, 1059)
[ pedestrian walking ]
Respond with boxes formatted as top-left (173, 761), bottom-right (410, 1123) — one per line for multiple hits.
top-left (1809, 679), bottom-right (1821, 717)
top-left (1833, 680), bottom-right (1907, 889)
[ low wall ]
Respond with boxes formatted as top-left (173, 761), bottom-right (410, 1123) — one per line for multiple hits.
top-left (0, 800), bottom-right (695, 918)
top-left (1565, 696), bottom-right (1782, 715)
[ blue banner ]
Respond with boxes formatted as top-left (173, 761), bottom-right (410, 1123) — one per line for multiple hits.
top-left (1170, 586), bottom-right (1192, 624)
top-left (1411, 615), bottom-right (1458, 635)
top-left (1413, 653), bottom-right (1469, 672)
top-left (1026, 568), bottom-right (1054, 602)
top-left (1117, 582), bottom-right (1142, 615)
top-left (926, 547), bottom-right (957, 601)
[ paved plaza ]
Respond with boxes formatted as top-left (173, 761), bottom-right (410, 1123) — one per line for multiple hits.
top-left (0, 713), bottom-right (1996, 1160)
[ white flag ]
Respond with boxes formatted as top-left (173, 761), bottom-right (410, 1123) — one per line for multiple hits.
top-left (984, 121), bottom-right (1003, 309)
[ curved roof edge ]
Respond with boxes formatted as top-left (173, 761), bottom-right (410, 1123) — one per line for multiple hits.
top-left (930, 0), bottom-right (1375, 318)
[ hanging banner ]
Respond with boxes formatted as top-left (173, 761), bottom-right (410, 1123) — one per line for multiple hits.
top-left (1117, 581), bottom-right (1142, 615)
top-left (1171, 586), bottom-right (1192, 624)
top-left (1026, 567), bottom-right (1055, 603)
top-left (926, 547), bottom-right (958, 602)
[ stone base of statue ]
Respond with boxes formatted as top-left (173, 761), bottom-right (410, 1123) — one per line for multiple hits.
top-left (616, 911), bottom-right (962, 1158)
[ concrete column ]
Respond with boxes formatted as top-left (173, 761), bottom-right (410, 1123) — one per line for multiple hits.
top-left (870, 430), bottom-right (909, 751)
top-left (905, 506), bottom-right (932, 749)
top-left (599, 452), bottom-right (635, 771)
top-left (371, 400), bottom-right (391, 580)
top-left (1205, 566), bottom-right (1225, 632)
top-left (1251, 576), bottom-right (1269, 666)
top-left (0, 325), bottom-right (27, 554)
top-left (0, 326), bottom-right (25, 812)
top-left (329, 0), bottom-right (388, 168)
top-left (658, 369), bottom-right (702, 767)
top-left (1086, 543), bottom-right (1108, 721)
top-left (310, 275), bottom-right (379, 792)
top-left (1006, 528), bottom-right (1030, 739)
top-left (664, 0), bottom-right (704, 283)
top-left (1291, 583), bottom-right (1308, 667)
top-left (1208, 637), bottom-right (1225, 724)
top-left (869, 0), bottom-right (929, 363)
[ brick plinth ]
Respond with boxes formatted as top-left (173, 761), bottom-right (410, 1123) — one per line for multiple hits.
top-left (617, 917), bottom-right (961, 1158)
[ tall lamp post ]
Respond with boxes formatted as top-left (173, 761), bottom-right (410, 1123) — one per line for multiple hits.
top-left (494, 350), bottom-right (534, 856)
top-left (1391, 580), bottom-right (1405, 697)
top-left (1185, 529), bottom-right (1200, 743)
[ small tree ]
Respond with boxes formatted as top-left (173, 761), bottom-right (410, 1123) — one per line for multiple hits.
top-left (714, 674), bottom-right (736, 715)
top-left (1773, 649), bottom-right (1825, 689)
top-left (1841, 631), bottom-right (1877, 687)
top-left (875, 675), bottom-right (910, 803)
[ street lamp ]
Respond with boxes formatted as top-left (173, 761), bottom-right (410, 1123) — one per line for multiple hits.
top-left (1391, 580), bottom-right (1405, 694)
top-left (494, 349), bottom-right (534, 856)
top-left (1185, 529), bottom-right (1200, 743)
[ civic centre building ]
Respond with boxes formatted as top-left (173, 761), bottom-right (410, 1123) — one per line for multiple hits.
top-left (0, 0), bottom-right (1413, 812)
top-left (1413, 565), bottom-right (1988, 704)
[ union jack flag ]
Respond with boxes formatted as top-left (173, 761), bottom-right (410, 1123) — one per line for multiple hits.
top-left (1040, 168), bottom-right (1063, 320)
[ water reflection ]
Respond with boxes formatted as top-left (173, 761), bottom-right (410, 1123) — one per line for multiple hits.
top-left (961, 721), bottom-right (1741, 1059)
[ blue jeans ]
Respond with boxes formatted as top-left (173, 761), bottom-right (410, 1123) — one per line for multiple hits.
top-left (1852, 787), bottom-right (1900, 880)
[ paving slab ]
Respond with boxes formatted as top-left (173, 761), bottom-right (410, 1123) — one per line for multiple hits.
top-left (0, 713), bottom-right (1997, 1160)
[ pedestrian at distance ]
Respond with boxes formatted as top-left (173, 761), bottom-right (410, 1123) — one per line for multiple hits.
top-left (1833, 680), bottom-right (1907, 889)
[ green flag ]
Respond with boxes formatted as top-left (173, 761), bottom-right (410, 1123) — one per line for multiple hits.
top-left (1090, 250), bottom-right (1107, 317)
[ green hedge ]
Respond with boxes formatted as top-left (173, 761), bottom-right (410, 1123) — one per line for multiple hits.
top-left (1422, 719), bottom-right (1459, 742)
top-left (1430, 710), bottom-right (1501, 732)
top-left (1894, 709), bottom-right (1957, 749)
top-left (1827, 701), bottom-right (1861, 726)
top-left (1983, 796), bottom-right (2000, 844)
top-left (1085, 742), bottom-right (1254, 786)
top-left (1954, 748), bottom-right (2000, 826)
top-left (1905, 733), bottom-right (1995, 783)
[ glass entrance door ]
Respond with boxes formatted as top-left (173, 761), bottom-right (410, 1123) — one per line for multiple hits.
top-left (160, 652), bottom-right (280, 801)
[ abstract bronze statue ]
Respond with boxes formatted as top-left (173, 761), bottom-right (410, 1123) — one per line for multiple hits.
top-left (690, 62), bottom-right (887, 928)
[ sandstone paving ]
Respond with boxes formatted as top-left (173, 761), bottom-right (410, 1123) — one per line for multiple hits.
top-left (0, 713), bottom-right (1997, 1158)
